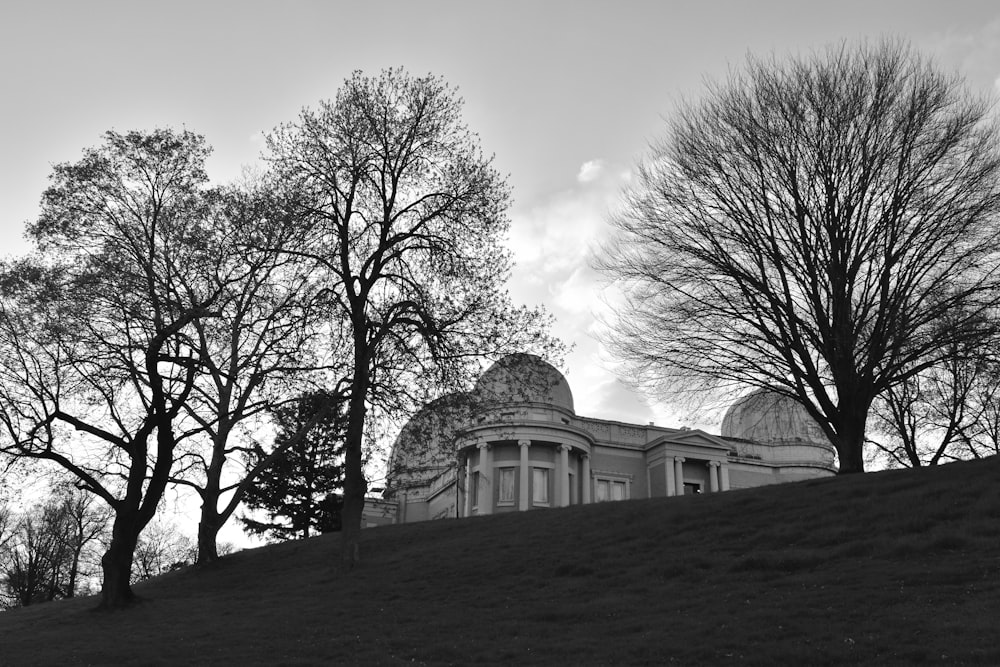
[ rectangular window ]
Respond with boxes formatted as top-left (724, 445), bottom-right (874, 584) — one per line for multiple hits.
top-left (471, 471), bottom-right (479, 507)
top-left (532, 468), bottom-right (549, 504)
top-left (595, 476), bottom-right (629, 502)
top-left (498, 467), bottom-right (515, 505)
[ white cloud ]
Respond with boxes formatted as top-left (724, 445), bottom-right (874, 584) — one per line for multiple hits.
top-left (576, 159), bottom-right (604, 183)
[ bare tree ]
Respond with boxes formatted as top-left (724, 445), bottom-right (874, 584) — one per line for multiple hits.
top-left (0, 129), bottom-right (223, 607)
top-left (130, 519), bottom-right (198, 582)
top-left (598, 40), bottom-right (1000, 473)
top-left (2, 506), bottom-right (65, 608)
top-left (869, 332), bottom-right (1000, 466)
top-left (963, 366), bottom-right (1000, 459)
top-left (266, 69), bottom-right (563, 564)
top-left (0, 489), bottom-right (107, 608)
top-left (0, 505), bottom-right (11, 556)
top-left (167, 179), bottom-right (342, 563)
top-left (56, 486), bottom-right (111, 598)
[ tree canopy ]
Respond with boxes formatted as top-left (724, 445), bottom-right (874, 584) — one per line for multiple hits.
top-left (0, 129), bottom-right (223, 607)
top-left (598, 40), bottom-right (1000, 473)
top-left (266, 68), bottom-right (563, 563)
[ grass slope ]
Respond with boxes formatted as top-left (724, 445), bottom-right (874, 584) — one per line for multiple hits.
top-left (1, 457), bottom-right (999, 665)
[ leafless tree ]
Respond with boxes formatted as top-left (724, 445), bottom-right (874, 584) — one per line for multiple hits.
top-left (0, 129), bottom-right (223, 608)
top-left (2, 506), bottom-right (65, 607)
top-left (868, 330), bottom-right (1000, 466)
top-left (597, 40), bottom-right (1000, 473)
top-left (0, 489), bottom-right (107, 607)
top-left (266, 69), bottom-right (563, 564)
top-left (56, 486), bottom-right (111, 598)
top-left (129, 519), bottom-right (224, 582)
top-left (167, 178), bottom-right (343, 563)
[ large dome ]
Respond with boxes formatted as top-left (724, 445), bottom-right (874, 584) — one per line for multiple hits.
top-left (474, 353), bottom-right (574, 413)
top-left (721, 388), bottom-right (826, 444)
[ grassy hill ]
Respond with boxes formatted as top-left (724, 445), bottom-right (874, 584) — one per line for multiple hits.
top-left (1, 457), bottom-right (998, 665)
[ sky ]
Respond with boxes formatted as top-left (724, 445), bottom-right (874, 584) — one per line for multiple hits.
top-left (3, 1), bottom-right (1000, 530)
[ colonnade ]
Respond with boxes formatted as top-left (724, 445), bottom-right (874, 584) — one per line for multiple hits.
top-left (664, 456), bottom-right (730, 496)
top-left (461, 439), bottom-right (591, 516)
top-left (459, 440), bottom-right (731, 516)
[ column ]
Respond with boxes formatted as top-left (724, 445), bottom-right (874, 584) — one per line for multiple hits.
top-left (674, 456), bottom-right (686, 495)
top-left (581, 454), bottom-right (591, 504)
top-left (720, 462), bottom-right (731, 491)
top-left (518, 439), bottom-right (531, 511)
top-left (463, 456), bottom-right (472, 517)
top-left (708, 461), bottom-right (720, 492)
top-left (665, 456), bottom-right (676, 497)
top-left (558, 444), bottom-right (571, 507)
top-left (478, 442), bottom-right (492, 515)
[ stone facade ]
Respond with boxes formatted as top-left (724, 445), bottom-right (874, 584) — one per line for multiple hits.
top-left (376, 354), bottom-right (837, 525)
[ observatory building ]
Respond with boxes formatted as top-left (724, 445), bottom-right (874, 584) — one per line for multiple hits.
top-left (374, 353), bottom-right (837, 525)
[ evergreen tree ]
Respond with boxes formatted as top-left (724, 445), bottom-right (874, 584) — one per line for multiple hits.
top-left (240, 393), bottom-right (346, 541)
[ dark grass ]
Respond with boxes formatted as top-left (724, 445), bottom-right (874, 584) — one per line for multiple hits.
top-left (2, 458), bottom-right (999, 665)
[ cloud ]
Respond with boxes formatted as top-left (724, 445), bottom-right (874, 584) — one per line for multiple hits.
top-left (507, 158), bottom-right (627, 275)
top-left (576, 159), bottom-right (604, 183)
top-left (924, 18), bottom-right (1000, 93)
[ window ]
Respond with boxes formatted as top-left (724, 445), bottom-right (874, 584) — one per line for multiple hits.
top-left (498, 468), bottom-right (515, 505)
top-left (594, 474), bottom-right (631, 502)
top-left (471, 471), bottom-right (479, 507)
top-left (532, 468), bottom-right (549, 504)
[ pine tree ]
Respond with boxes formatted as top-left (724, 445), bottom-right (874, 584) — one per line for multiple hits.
top-left (240, 392), bottom-right (346, 541)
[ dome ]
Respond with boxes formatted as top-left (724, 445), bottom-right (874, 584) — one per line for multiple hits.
top-left (386, 391), bottom-right (477, 495)
top-left (721, 388), bottom-right (825, 445)
top-left (474, 353), bottom-right (574, 413)
top-left (389, 392), bottom-right (476, 473)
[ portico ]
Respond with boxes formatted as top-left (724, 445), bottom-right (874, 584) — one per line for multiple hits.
top-left (457, 431), bottom-right (593, 516)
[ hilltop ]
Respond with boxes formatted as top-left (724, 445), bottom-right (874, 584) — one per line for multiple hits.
top-left (1, 457), bottom-right (998, 665)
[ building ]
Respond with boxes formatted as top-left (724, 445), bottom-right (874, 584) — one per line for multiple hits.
top-left (378, 353), bottom-right (837, 525)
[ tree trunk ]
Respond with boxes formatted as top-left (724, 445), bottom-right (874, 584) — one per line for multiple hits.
top-left (66, 548), bottom-right (81, 598)
top-left (98, 513), bottom-right (140, 609)
top-left (833, 402), bottom-right (869, 474)
top-left (340, 353), bottom-right (370, 567)
top-left (340, 442), bottom-right (366, 567)
top-left (196, 509), bottom-right (221, 564)
top-left (197, 441), bottom-right (226, 564)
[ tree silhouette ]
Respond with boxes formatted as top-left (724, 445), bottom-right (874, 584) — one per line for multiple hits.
top-left (241, 392), bottom-right (346, 541)
top-left (598, 40), bottom-right (1000, 473)
top-left (0, 129), bottom-right (222, 607)
top-left (266, 69), bottom-right (563, 564)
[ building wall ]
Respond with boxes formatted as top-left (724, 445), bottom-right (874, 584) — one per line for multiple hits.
top-left (427, 487), bottom-right (456, 520)
top-left (591, 446), bottom-right (645, 499)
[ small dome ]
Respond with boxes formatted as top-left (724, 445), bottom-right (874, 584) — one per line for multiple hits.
top-left (475, 353), bottom-right (574, 413)
top-left (387, 392), bottom-right (476, 491)
top-left (721, 388), bottom-right (825, 444)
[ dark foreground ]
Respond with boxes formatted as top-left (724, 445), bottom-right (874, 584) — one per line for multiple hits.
top-left (1, 457), bottom-right (998, 665)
